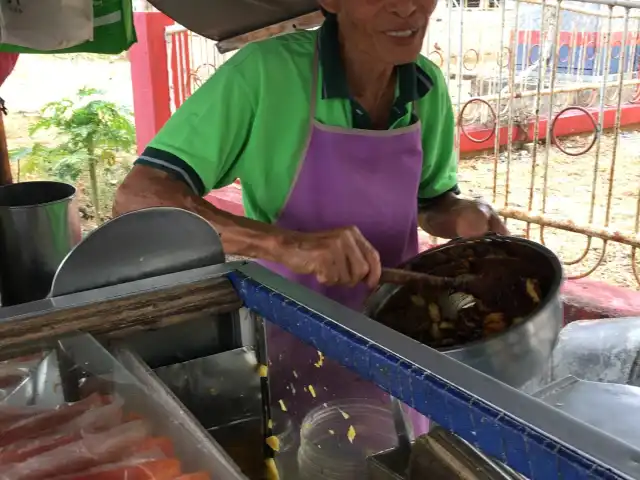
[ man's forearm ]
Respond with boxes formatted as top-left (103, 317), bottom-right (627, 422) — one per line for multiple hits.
top-left (113, 165), bottom-right (292, 262)
top-left (417, 192), bottom-right (461, 239)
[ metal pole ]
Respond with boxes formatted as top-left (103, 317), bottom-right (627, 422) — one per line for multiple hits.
top-left (0, 105), bottom-right (12, 186)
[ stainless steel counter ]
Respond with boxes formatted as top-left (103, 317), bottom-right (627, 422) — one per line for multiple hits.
top-left (2, 261), bottom-right (640, 479)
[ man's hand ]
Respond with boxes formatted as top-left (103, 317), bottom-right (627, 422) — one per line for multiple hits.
top-left (277, 226), bottom-right (382, 289)
top-left (452, 199), bottom-right (509, 237)
top-left (418, 193), bottom-right (509, 239)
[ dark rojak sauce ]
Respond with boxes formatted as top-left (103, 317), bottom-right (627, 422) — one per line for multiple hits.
top-left (373, 241), bottom-right (550, 349)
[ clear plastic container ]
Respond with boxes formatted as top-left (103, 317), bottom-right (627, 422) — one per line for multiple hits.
top-left (297, 399), bottom-right (398, 480)
top-left (272, 410), bottom-right (299, 479)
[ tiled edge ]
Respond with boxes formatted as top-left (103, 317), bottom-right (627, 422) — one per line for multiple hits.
top-left (228, 272), bottom-right (621, 480)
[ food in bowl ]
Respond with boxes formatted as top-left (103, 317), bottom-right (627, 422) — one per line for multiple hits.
top-left (371, 238), bottom-right (553, 349)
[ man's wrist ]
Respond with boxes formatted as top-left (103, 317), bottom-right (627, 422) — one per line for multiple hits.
top-left (418, 193), bottom-right (465, 238)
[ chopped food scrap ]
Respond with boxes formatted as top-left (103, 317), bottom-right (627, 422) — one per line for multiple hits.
top-left (339, 409), bottom-right (350, 420)
top-left (292, 370), bottom-right (298, 378)
top-left (290, 383), bottom-right (297, 395)
top-left (266, 435), bottom-right (280, 452)
top-left (258, 364), bottom-right (269, 378)
top-left (323, 403), bottom-right (328, 408)
top-left (410, 295), bottom-right (426, 307)
top-left (265, 458), bottom-right (280, 480)
top-left (483, 312), bottom-right (507, 335)
top-left (267, 419), bottom-right (274, 429)
top-left (430, 322), bottom-right (442, 340)
top-left (278, 399), bottom-right (288, 412)
top-left (428, 303), bottom-right (441, 323)
top-left (329, 429), bottom-right (335, 435)
top-left (308, 385), bottom-right (317, 398)
top-left (314, 351), bottom-right (325, 368)
top-left (526, 278), bottom-right (541, 303)
top-left (347, 425), bottom-right (356, 444)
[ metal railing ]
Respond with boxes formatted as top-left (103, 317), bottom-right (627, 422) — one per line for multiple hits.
top-left (165, 1), bottom-right (640, 289)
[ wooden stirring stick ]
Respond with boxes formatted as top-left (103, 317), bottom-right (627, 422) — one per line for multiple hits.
top-left (380, 268), bottom-right (478, 289)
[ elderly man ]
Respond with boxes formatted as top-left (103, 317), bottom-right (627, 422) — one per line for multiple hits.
top-left (115, 1), bottom-right (507, 424)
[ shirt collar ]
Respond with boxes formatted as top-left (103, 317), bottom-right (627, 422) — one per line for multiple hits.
top-left (317, 17), bottom-right (433, 104)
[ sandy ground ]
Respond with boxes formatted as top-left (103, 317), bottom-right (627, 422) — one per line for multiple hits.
top-left (2, 54), bottom-right (132, 114)
top-left (4, 54), bottom-right (639, 290)
top-left (458, 132), bottom-right (640, 290)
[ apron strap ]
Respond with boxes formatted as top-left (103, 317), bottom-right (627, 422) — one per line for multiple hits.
top-left (310, 43), bottom-right (320, 118)
top-left (304, 41), bottom-right (320, 138)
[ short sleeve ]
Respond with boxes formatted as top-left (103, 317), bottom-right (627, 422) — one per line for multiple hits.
top-left (416, 60), bottom-right (459, 200)
top-left (137, 47), bottom-right (258, 196)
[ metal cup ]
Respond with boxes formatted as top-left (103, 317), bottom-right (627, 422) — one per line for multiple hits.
top-left (0, 181), bottom-right (81, 306)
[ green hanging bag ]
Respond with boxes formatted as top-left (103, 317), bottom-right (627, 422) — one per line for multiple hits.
top-left (0, 0), bottom-right (136, 55)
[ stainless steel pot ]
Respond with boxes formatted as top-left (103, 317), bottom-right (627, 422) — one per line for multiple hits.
top-left (364, 235), bottom-right (564, 388)
top-left (0, 181), bottom-right (81, 307)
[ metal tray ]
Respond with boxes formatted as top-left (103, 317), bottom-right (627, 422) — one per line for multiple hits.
top-left (115, 346), bottom-right (250, 479)
top-left (533, 376), bottom-right (640, 449)
top-left (367, 426), bottom-right (525, 480)
top-left (1, 334), bottom-right (249, 480)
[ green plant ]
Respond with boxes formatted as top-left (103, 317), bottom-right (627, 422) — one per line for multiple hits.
top-left (10, 87), bottom-right (136, 222)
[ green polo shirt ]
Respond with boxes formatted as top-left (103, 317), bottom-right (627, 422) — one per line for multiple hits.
top-left (136, 19), bottom-right (459, 224)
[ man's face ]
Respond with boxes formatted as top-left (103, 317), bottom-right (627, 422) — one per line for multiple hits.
top-left (320, 0), bottom-right (436, 65)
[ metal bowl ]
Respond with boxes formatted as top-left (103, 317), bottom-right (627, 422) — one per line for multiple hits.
top-left (364, 235), bottom-right (564, 388)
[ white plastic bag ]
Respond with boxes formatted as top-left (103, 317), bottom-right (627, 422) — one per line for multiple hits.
top-left (0, 0), bottom-right (93, 51)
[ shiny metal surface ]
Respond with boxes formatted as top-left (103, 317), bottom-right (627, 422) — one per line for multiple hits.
top-left (235, 261), bottom-right (640, 479)
top-left (0, 181), bottom-right (80, 306)
top-left (534, 376), bottom-right (640, 449)
top-left (367, 449), bottom-right (407, 480)
top-left (154, 346), bottom-right (262, 430)
top-left (153, 347), bottom-right (265, 479)
top-left (409, 428), bottom-right (521, 479)
top-left (364, 236), bottom-right (564, 388)
top-left (49, 208), bottom-right (228, 368)
top-left (366, 428), bottom-right (524, 480)
top-left (51, 207), bottom-right (225, 297)
top-left (390, 397), bottom-right (413, 458)
top-left (116, 347), bottom-right (249, 480)
top-left (1, 352), bottom-right (60, 407)
top-left (149, 0), bottom-right (317, 42)
top-left (523, 317), bottom-right (640, 396)
top-left (32, 349), bottom-right (65, 407)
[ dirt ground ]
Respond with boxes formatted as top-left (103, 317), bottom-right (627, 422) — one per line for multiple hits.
top-left (458, 131), bottom-right (640, 290)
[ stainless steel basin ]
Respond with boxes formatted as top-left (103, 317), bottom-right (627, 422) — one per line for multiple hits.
top-left (365, 235), bottom-right (564, 388)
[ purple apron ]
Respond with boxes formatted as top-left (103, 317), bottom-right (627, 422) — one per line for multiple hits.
top-left (259, 47), bottom-right (429, 435)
